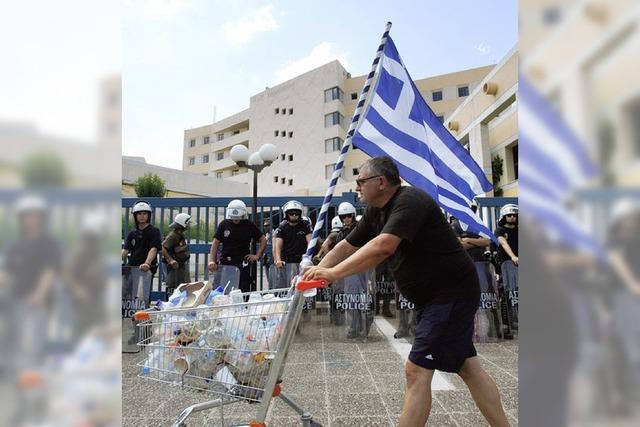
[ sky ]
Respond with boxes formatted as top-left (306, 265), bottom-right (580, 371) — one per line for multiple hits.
top-left (123, 0), bottom-right (517, 169)
top-left (0, 0), bottom-right (121, 145)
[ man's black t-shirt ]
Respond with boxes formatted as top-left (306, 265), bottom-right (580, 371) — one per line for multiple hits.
top-left (124, 225), bottom-right (162, 267)
top-left (274, 219), bottom-right (312, 263)
top-left (214, 219), bottom-right (263, 264)
top-left (495, 225), bottom-right (518, 265)
top-left (5, 234), bottom-right (62, 300)
top-left (347, 186), bottom-right (479, 308)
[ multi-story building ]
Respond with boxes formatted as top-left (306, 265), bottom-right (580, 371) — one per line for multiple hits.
top-left (446, 46), bottom-right (518, 196)
top-left (521, 0), bottom-right (639, 186)
top-left (184, 57), bottom-right (517, 196)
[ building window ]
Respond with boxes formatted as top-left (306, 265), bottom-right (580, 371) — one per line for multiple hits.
top-left (203, 154), bottom-right (209, 163)
top-left (288, 179), bottom-right (293, 186)
top-left (436, 115), bottom-right (444, 123)
top-left (217, 152), bottom-right (224, 160)
top-left (325, 163), bottom-right (336, 179)
top-left (274, 108), bottom-right (279, 114)
top-left (281, 177), bottom-right (285, 184)
top-left (458, 86), bottom-right (469, 97)
top-left (189, 139), bottom-right (196, 147)
top-left (216, 172), bottom-right (222, 179)
top-left (203, 136), bottom-right (210, 144)
top-left (232, 169), bottom-right (239, 176)
top-left (274, 176), bottom-right (278, 183)
top-left (282, 108), bottom-right (286, 115)
top-left (274, 130), bottom-right (279, 137)
top-left (324, 137), bottom-right (344, 153)
top-left (324, 112), bottom-right (344, 128)
top-left (232, 130), bottom-right (240, 135)
top-left (281, 130), bottom-right (286, 137)
top-left (511, 144), bottom-right (518, 180)
top-left (288, 131), bottom-right (293, 138)
top-left (324, 86), bottom-right (344, 103)
top-left (432, 90), bottom-right (443, 102)
top-left (217, 133), bottom-right (224, 141)
top-left (288, 155), bottom-right (293, 161)
top-left (281, 154), bottom-right (286, 161)
top-left (351, 92), bottom-right (357, 100)
top-left (352, 168), bottom-right (359, 176)
top-left (543, 7), bottom-right (562, 25)
top-left (289, 108), bottom-right (293, 114)
top-left (189, 157), bottom-right (195, 165)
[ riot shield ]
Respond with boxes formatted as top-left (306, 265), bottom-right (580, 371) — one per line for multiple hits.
top-left (473, 262), bottom-right (503, 342)
top-left (271, 263), bottom-right (299, 290)
top-left (395, 291), bottom-right (417, 339)
top-left (375, 279), bottom-right (396, 318)
top-left (329, 271), bottom-right (375, 340)
top-left (122, 266), bottom-right (152, 353)
top-left (211, 264), bottom-right (241, 294)
top-left (501, 260), bottom-right (519, 334)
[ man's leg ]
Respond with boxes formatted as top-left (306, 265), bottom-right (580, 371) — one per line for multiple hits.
top-left (458, 356), bottom-right (510, 426)
top-left (399, 360), bottom-right (434, 427)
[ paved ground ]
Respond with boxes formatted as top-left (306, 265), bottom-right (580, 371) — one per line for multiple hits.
top-left (123, 307), bottom-right (518, 426)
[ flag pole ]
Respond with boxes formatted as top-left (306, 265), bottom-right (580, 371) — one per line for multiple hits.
top-left (301, 21), bottom-right (392, 267)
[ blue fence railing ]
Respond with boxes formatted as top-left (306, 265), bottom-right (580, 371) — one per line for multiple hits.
top-left (122, 193), bottom-right (365, 293)
top-left (122, 193), bottom-right (517, 296)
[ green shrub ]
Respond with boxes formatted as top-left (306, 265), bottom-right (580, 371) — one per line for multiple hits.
top-left (134, 173), bottom-right (167, 198)
top-left (21, 150), bottom-right (68, 188)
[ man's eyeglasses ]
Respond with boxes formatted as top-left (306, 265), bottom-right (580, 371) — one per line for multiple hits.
top-left (505, 214), bottom-right (517, 218)
top-left (287, 212), bottom-right (301, 216)
top-left (355, 175), bottom-right (381, 186)
top-left (339, 214), bottom-right (353, 220)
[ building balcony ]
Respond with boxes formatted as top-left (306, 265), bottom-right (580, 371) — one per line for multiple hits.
top-left (210, 157), bottom-right (237, 170)
top-left (214, 129), bottom-right (251, 151)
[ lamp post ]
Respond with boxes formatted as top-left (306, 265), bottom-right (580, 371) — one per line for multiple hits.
top-left (230, 143), bottom-right (278, 291)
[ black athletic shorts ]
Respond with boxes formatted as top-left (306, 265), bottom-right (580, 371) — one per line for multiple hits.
top-left (408, 298), bottom-right (478, 373)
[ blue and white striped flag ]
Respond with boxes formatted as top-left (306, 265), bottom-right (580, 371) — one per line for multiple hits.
top-left (519, 76), bottom-right (605, 259)
top-left (351, 36), bottom-right (496, 240)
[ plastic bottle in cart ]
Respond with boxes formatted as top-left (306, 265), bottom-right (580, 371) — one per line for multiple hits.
top-left (229, 289), bottom-right (243, 305)
top-left (205, 286), bottom-right (224, 305)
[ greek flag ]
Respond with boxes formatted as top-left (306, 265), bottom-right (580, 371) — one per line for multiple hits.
top-left (352, 36), bottom-right (496, 240)
top-left (519, 77), bottom-right (605, 259)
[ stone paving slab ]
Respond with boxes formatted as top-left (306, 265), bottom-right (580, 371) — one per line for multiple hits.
top-left (123, 308), bottom-right (518, 426)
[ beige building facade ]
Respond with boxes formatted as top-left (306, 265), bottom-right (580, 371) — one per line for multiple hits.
top-left (185, 56), bottom-right (518, 197)
top-left (446, 46), bottom-right (519, 197)
top-left (522, 0), bottom-right (639, 186)
top-left (124, 156), bottom-right (248, 197)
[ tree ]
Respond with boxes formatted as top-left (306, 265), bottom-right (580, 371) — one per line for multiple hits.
top-left (134, 173), bottom-right (167, 197)
top-left (491, 155), bottom-right (504, 197)
top-left (21, 150), bottom-right (68, 188)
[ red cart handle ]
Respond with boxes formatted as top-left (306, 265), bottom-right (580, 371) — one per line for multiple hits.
top-left (134, 311), bottom-right (150, 321)
top-left (296, 279), bottom-right (328, 292)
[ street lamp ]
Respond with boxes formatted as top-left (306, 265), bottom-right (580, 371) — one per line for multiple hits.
top-left (230, 143), bottom-right (278, 291)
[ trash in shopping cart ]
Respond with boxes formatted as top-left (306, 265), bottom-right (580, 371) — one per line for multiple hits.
top-left (134, 279), bottom-right (327, 426)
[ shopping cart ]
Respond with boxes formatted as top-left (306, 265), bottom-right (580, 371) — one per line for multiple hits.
top-left (134, 278), bottom-right (327, 427)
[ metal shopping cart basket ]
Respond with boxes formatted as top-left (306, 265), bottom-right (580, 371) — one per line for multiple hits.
top-left (133, 279), bottom-right (327, 427)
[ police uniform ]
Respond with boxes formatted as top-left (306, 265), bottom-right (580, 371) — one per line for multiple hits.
top-left (214, 219), bottom-right (263, 293)
top-left (124, 224), bottom-right (162, 272)
top-left (162, 229), bottom-right (191, 295)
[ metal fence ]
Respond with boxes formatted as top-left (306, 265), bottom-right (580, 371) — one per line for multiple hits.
top-left (122, 193), bottom-right (518, 298)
